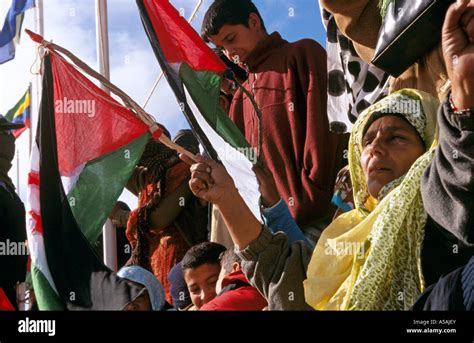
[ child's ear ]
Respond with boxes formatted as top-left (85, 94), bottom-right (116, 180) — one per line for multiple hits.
top-left (232, 262), bottom-right (241, 272)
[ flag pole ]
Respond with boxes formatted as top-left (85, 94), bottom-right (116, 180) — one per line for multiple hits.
top-left (95, 0), bottom-right (117, 271)
top-left (142, 0), bottom-right (203, 109)
top-left (28, 82), bottom-right (32, 153)
top-left (17, 1), bottom-right (44, 312)
top-left (32, 0), bottom-right (44, 155)
top-left (96, 0), bottom-right (110, 90)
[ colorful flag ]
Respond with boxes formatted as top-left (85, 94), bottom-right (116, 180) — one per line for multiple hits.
top-left (4, 85), bottom-right (30, 138)
top-left (0, 0), bottom-right (35, 64)
top-left (136, 0), bottom-right (262, 221)
top-left (26, 37), bottom-right (157, 310)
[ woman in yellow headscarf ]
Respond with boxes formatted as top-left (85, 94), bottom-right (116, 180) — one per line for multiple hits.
top-left (181, 88), bottom-right (441, 310)
top-left (303, 89), bottom-right (438, 310)
top-left (181, 85), bottom-right (474, 311)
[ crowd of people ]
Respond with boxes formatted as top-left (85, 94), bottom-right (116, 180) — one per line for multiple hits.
top-left (1, 0), bottom-right (473, 311)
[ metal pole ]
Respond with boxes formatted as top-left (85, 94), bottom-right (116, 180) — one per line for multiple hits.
top-left (34, 0), bottom-right (44, 36)
top-left (32, 0), bottom-right (44, 155)
top-left (103, 219), bottom-right (117, 271)
top-left (95, 0), bottom-right (110, 91)
top-left (95, 0), bottom-right (117, 270)
top-left (27, 83), bottom-right (32, 154)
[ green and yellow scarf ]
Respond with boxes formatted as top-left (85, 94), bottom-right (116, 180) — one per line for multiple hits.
top-left (304, 89), bottom-right (439, 310)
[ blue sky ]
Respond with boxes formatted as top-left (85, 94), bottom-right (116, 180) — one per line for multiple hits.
top-left (0, 0), bottom-right (327, 206)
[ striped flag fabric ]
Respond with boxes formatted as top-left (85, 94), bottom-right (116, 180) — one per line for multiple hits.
top-left (4, 85), bottom-right (30, 138)
top-left (26, 36), bottom-right (158, 310)
top-left (136, 0), bottom-right (262, 221)
top-left (0, 0), bottom-right (35, 64)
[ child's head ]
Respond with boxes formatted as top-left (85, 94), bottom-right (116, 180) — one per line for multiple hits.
top-left (181, 242), bottom-right (226, 309)
top-left (117, 266), bottom-right (165, 311)
top-left (201, 0), bottom-right (267, 65)
top-left (216, 249), bottom-right (242, 293)
top-left (168, 262), bottom-right (192, 310)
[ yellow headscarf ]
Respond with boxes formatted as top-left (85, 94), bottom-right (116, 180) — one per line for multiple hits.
top-left (304, 89), bottom-right (439, 310)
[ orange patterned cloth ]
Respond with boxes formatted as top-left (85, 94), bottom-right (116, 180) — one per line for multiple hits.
top-left (126, 162), bottom-right (191, 305)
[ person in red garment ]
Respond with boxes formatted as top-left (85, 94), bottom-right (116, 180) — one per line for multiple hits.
top-left (201, 0), bottom-right (346, 242)
top-left (125, 129), bottom-right (208, 306)
top-left (200, 249), bottom-right (267, 311)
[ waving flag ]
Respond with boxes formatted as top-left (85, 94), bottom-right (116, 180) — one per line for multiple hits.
top-left (137, 0), bottom-right (262, 221)
top-left (4, 85), bottom-right (30, 138)
top-left (0, 0), bottom-right (35, 64)
top-left (26, 34), bottom-right (159, 310)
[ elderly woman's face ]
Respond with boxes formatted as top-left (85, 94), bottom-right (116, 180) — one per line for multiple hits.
top-left (361, 115), bottom-right (425, 199)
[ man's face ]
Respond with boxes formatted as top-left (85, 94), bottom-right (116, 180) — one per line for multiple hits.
top-left (208, 14), bottom-right (265, 66)
top-left (361, 115), bottom-right (425, 199)
top-left (183, 263), bottom-right (221, 309)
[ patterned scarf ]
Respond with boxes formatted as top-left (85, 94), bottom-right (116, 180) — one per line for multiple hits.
top-left (304, 89), bottom-right (439, 310)
top-left (379, 0), bottom-right (394, 18)
top-left (129, 138), bottom-right (179, 270)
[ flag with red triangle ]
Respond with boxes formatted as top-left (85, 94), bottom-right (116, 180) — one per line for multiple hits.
top-left (26, 37), bottom-right (157, 310)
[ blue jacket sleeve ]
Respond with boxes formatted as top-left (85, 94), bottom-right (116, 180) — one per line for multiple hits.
top-left (262, 198), bottom-right (314, 248)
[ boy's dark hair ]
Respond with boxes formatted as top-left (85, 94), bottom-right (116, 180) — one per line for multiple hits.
top-left (201, 0), bottom-right (266, 43)
top-left (181, 242), bottom-right (226, 271)
top-left (220, 249), bottom-right (241, 275)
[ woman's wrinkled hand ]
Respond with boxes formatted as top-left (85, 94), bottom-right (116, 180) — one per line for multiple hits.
top-left (443, 0), bottom-right (474, 108)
